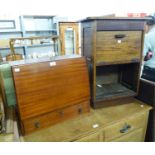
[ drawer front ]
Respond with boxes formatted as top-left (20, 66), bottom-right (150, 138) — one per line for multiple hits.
top-left (21, 102), bottom-right (89, 135)
top-left (96, 31), bottom-right (142, 64)
top-left (109, 128), bottom-right (144, 142)
top-left (74, 132), bottom-right (102, 142)
top-left (104, 113), bottom-right (146, 141)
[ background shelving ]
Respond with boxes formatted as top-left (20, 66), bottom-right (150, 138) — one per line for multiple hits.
top-left (0, 15), bottom-right (67, 59)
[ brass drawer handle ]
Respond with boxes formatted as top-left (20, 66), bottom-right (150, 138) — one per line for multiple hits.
top-left (34, 122), bottom-right (40, 128)
top-left (115, 34), bottom-right (126, 39)
top-left (78, 107), bottom-right (83, 114)
top-left (120, 124), bottom-right (131, 133)
top-left (59, 111), bottom-right (64, 117)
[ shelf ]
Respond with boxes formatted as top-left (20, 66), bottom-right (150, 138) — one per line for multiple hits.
top-left (27, 43), bottom-right (53, 48)
top-left (0, 31), bottom-right (22, 33)
top-left (96, 59), bottom-right (140, 66)
top-left (25, 29), bottom-right (57, 32)
top-left (1, 44), bottom-right (55, 50)
top-left (96, 83), bottom-right (136, 101)
top-left (22, 15), bottom-right (55, 18)
top-left (0, 15), bottom-right (59, 57)
top-left (1, 46), bottom-right (24, 50)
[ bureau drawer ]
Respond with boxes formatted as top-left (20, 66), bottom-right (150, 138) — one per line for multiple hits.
top-left (104, 113), bottom-right (146, 141)
top-left (21, 102), bottom-right (90, 135)
top-left (96, 31), bottom-right (142, 64)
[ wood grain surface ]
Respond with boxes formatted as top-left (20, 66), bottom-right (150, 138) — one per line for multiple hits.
top-left (12, 57), bottom-right (90, 134)
top-left (81, 18), bottom-right (144, 108)
top-left (96, 31), bottom-right (142, 64)
top-left (12, 57), bottom-right (90, 120)
top-left (21, 101), bottom-right (89, 134)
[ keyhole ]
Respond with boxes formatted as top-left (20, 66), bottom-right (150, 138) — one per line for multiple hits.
top-left (78, 107), bottom-right (83, 114)
top-left (59, 111), bottom-right (64, 117)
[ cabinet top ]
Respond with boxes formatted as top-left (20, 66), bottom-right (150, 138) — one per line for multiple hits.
top-left (80, 17), bottom-right (149, 22)
top-left (81, 17), bottom-right (147, 30)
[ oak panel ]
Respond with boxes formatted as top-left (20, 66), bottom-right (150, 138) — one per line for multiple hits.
top-left (104, 113), bottom-right (146, 141)
top-left (108, 128), bottom-right (144, 142)
top-left (96, 31), bottom-right (142, 64)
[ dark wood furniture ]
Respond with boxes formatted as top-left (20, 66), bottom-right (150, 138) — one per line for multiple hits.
top-left (137, 78), bottom-right (155, 141)
top-left (20, 98), bottom-right (151, 142)
top-left (11, 55), bottom-right (90, 135)
top-left (81, 17), bottom-right (146, 108)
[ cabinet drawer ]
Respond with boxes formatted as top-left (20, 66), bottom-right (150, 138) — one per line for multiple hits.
top-left (109, 128), bottom-right (144, 142)
top-left (74, 132), bottom-right (102, 142)
top-left (21, 102), bottom-right (89, 135)
top-left (96, 31), bottom-right (142, 64)
top-left (104, 113), bottom-right (146, 141)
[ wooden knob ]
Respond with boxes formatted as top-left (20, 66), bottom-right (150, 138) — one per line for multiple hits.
top-left (78, 107), bottom-right (83, 114)
top-left (59, 111), bottom-right (64, 117)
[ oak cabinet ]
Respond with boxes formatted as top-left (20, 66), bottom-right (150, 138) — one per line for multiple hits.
top-left (11, 55), bottom-right (90, 135)
top-left (81, 17), bottom-right (145, 108)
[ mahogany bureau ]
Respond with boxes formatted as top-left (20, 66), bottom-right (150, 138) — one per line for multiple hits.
top-left (11, 55), bottom-right (90, 135)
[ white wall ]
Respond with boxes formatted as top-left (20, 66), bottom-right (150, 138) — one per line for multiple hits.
top-left (0, 0), bottom-right (155, 20)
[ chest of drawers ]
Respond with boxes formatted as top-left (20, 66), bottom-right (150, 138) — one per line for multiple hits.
top-left (20, 98), bottom-right (151, 142)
